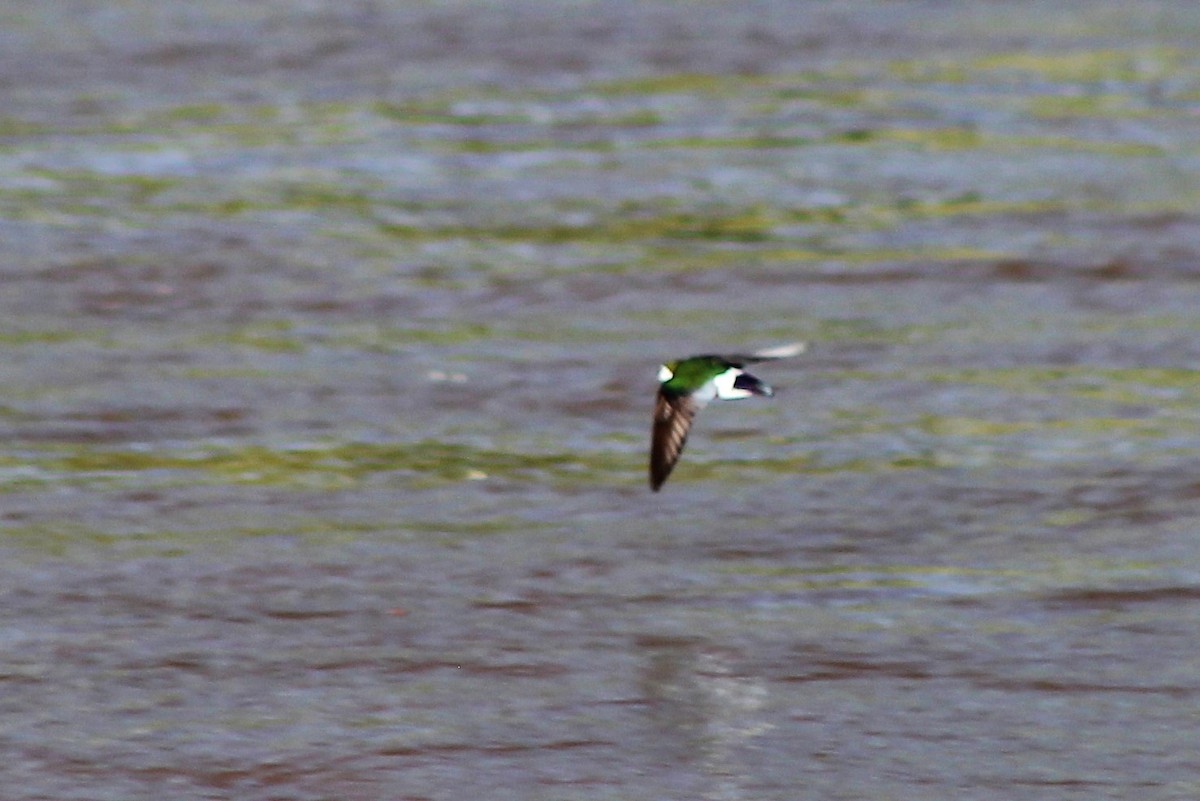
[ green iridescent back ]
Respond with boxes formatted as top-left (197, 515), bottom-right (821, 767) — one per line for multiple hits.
top-left (661, 356), bottom-right (731, 395)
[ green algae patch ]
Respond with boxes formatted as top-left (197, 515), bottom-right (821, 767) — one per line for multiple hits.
top-left (889, 47), bottom-right (1187, 85)
top-left (0, 117), bottom-right (53, 137)
top-left (30, 441), bottom-right (635, 489)
top-left (202, 320), bottom-right (306, 353)
top-left (915, 414), bottom-right (1171, 444)
top-left (0, 513), bottom-right (536, 557)
top-left (860, 126), bottom-right (1164, 156)
top-left (379, 204), bottom-right (785, 245)
top-left (1027, 93), bottom-right (1149, 119)
top-left (7, 169), bottom-right (184, 220)
top-left (1042, 508), bottom-right (1096, 528)
top-left (880, 194), bottom-right (1079, 221)
top-left (639, 134), bottom-right (819, 151)
top-left (584, 72), bottom-right (762, 97)
top-left (926, 366), bottom-right (1200, 408)
top-left (373, 100), bottom-right (531, 126)
top-left (970, 47), bottom-right (1185, 83)
top-left (323, 322), bottom-right (496, 348)
top-left (376, 197), bottom-right (1007, 255)
top-left (26, 168), bottom-right (182, 199)
top-left (678, 450), bottom-right (944, 482)
top-left (0, 329), bottom-right (93, 346)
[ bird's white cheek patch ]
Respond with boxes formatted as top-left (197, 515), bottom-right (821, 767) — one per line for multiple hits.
top-left (713, 368), bottom-right (753, 400)
top-left (657, 364), bottom-right (674, 382)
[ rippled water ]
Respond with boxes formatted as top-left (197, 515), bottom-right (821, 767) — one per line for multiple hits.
top-left (4, 1), bottom-right (1200, 799)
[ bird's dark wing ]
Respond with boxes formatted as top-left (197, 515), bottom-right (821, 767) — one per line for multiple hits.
top-left (650, 390), bottom-right (699, 491)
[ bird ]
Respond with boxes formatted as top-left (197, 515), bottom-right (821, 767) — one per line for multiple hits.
top-left (649, 342), bottom-right (806, 492)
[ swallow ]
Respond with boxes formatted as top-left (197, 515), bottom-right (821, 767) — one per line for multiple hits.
top-left (650, 342), bottom-right (805, 491)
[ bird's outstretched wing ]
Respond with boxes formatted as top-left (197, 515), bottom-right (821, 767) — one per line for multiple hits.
top-left (750, 341), bottom-right (807, 360)
top-left (650, 390), bottom-right (699, 491)
top-left (722, 341), bottom-right (807, 366)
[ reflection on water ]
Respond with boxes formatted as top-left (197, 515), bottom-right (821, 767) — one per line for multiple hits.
top-left (641, 640), bottom-right (773, 800)
top-left (3, 0), bottom-right (1200, 798)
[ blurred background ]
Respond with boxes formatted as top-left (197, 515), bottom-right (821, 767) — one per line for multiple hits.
top-left (3, 1), bottom-right (1200, 798)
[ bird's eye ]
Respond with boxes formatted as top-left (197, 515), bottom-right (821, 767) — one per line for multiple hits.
top-left (657, 364), bottom-right (674, 382)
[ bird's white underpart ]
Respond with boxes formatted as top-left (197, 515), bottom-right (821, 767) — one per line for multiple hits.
top-left (711, 368), bottom-right (752, 401)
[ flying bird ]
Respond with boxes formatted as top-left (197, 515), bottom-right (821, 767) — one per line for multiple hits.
top-left (649, 342), bottom-right (806, 491)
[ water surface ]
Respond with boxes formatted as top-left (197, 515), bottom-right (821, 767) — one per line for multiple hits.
top-left (3, 1), bottom-right (1200, 799)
